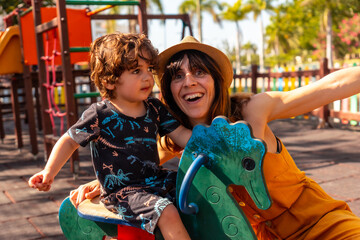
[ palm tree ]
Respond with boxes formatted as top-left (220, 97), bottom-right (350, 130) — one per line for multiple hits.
top-left (265, 0), bottom-right (324, 66)
top-left (301, 0), bottom-right (336, 68)
top-left (245, 0), bottom-right (275, 72)
top-left (301, 0), bottom-right (360, 68)
top-left (221, 0), bottom-right (251, 74)
top-left (242, 41), bottom-right (257, 66)
top-left (266, 13), bottom-right (298, 67)
top-left (179, 0), bottom-right (222, 42)
top-left (266, 7), bottom-right (300, 56)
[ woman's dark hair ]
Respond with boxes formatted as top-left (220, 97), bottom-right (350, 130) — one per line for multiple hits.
top-left (229, 92), bottom-right (254, 122)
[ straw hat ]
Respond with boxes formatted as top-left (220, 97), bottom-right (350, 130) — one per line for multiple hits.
top-left (156, 36), bottom-right (233, 88)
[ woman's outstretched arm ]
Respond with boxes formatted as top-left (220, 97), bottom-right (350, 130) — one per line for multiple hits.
top-left (247, 66), bottom-right (360, 123)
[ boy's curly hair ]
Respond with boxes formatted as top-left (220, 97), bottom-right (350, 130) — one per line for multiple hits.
top-left (89, 33), bottom-right (159, 99)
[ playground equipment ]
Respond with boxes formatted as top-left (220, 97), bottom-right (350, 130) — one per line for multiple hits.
top-left (0, 25), bottom-right (38, 154)
top-left (27, 0), bottom-right (193, 174)
top-left (24, 2), bottom-right (93, 172)
top-left (59, 117), bottom-right (272, 239)
top-left (177, 117), bottom-right (271, 239)
top-left (0, 26), bottom-right (22, 144)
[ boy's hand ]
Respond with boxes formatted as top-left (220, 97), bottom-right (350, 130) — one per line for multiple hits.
top-left (28, 170), bottom-right (54, 191)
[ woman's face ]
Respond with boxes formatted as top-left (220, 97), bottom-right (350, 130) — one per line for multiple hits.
top-left (170, 55), bottom-right (215, 126)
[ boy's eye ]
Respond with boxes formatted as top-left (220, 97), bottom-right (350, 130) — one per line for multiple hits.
top-left (132, 69), bottom-right (140, 74)
top-left (148, 66), bottom-right (155, 72)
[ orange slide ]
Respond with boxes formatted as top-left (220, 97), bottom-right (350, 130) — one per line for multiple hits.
top-left (0, 25), bottom-right (23, 75)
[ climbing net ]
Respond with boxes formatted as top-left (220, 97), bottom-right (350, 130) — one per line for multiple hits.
top-left (41, 30), bottom-right (66, 136)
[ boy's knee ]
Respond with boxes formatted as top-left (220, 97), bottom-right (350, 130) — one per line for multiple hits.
top-left (159, 204), bottom-right (180, 224)
top-left (157, 204), bottom-right (190, 240)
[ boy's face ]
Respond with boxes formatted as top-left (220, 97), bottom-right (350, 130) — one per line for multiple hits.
top-left (106, 52), bottom-right (155, 103)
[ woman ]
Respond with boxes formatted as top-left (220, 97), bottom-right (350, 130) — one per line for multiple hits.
top-left (71, 36), bottom-right (360, 239)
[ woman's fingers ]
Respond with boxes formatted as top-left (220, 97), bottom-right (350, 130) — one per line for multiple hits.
top-left (85, 185), bottom-right (100, 199)
top-left (69, 189), bottom-right (79, 207)
top-left (76, 186), bottom-right (87, 207)
top-left (69, 184), bottom-right (89, 208)
top-left (69, 181), bottom-right (101, 208)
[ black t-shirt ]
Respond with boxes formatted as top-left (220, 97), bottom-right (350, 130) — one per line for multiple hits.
top-left (67, 97), bottom-right (180, 197)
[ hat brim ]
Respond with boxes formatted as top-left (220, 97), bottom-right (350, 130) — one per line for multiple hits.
top-left (156, 37), bottom-right (233, 88)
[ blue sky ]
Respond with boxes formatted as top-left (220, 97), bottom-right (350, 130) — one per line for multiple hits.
top-left (148, 0), bottom-right (272, 53)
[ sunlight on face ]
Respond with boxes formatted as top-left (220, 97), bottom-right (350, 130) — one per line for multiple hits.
top-left (107, 51), bottom-right (155, 105)
top-left (170, 55), bottom-right (215, 126)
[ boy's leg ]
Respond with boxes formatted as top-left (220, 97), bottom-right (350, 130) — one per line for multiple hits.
top-left (157, 204), bottom-right (190, 240)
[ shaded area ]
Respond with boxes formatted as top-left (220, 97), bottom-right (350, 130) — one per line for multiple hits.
top-left (0, 116), bottom-right (359, 238)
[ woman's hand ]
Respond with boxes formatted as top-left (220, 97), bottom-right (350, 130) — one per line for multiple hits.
top-left (158, 137), bottom-right (183, 165)
top-left (69, 180), bottom-right (100, 208)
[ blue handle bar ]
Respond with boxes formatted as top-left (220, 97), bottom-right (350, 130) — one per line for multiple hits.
top-left (179, 153), bottom-right (209, 215)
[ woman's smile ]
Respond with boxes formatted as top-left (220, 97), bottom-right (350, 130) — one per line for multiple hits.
top-left (183, 92), bottom-right (204, 102)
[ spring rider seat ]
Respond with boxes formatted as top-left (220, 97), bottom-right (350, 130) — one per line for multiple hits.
top-left (59, 116), bottom-right (272, 239)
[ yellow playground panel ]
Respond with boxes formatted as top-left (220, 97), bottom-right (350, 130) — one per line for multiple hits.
top-left (0, 25), bottom-right (23, 74)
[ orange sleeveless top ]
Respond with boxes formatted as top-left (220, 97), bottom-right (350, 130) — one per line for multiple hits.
top-left (232, 140), bottom-right (360, 240)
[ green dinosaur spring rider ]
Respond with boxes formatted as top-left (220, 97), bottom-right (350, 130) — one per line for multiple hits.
top-left (59, 116), bottom-right (272, 239)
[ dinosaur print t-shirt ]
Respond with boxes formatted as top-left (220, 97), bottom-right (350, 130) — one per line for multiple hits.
top-left (67, 97), bottom-right (180, 198)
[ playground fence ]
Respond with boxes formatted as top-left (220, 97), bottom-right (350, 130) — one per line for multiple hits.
top-left (232, 58), bottom-right (360, 127)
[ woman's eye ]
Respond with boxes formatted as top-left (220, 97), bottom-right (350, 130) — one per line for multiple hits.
top-left (195, 69), bottom-right (205, 76)
top-left (173, 72), bottom-right (184, 80)
top-left (132, 69), bottom-right (140, 74)
top-left (175, 74), bottom-right (184, 80)
top-left (148, 66), bottom-right (155, 72)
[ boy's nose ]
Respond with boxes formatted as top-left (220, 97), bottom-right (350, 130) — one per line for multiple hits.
top-left (143, 71), bottom-right (153, 81)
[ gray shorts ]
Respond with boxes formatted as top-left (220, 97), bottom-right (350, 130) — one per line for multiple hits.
top-left (101, 170), bottom-right (177, 233)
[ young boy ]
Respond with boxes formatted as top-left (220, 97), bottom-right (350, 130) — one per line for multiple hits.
top-left (28, 33), bottom-right (191, 240)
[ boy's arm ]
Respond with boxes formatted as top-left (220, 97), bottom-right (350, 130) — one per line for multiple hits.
top-left (28, 133), bottom-right (79, 191)
top-left (166, 125), bottom-right (192, 149)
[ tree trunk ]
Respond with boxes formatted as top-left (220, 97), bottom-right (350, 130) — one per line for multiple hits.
top-left (247, 51), bottom-right (251, 65)
top-left (326, 10), bottom-right (333, 68)
top-left (259, 13), bottom-right (265, 72)
top-left (235, 21), bottom-right (242, 74)
top-left (197, 0), bottom-right (202, 42)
